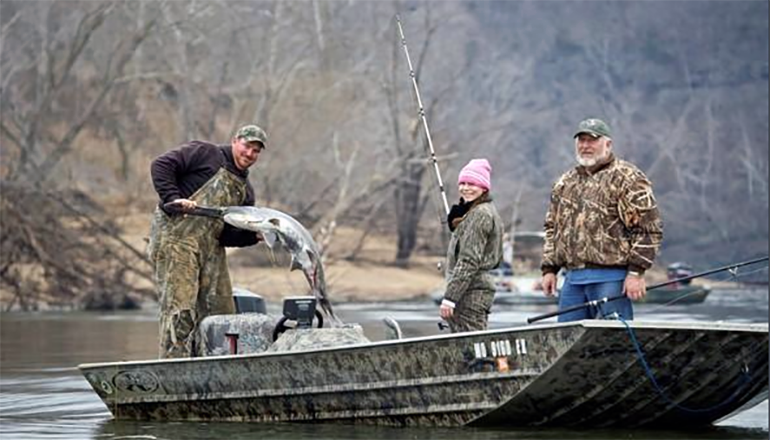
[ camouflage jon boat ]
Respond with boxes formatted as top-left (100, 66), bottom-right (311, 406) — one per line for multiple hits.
top-left (79, 319), bottom-right (768, 428)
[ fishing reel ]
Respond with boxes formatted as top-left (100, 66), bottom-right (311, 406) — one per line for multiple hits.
top-left (272, 296), bottom-right (324, 342)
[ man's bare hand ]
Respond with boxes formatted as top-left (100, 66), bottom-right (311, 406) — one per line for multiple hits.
top-left (623, 273), bottom-right (647, 301)
top-left (542, 273), bottom-right (557, 297)
top-left (439, 304), bottom-right (454, 320)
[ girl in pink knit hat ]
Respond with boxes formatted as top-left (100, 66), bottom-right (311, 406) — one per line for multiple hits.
top-left (439, 158), bottom-right (504, 333)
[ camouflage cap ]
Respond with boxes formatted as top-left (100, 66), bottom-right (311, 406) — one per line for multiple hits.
top-left (573, 118), bottom-right (611, 139)
top-left (235, 124), bottom-right (268, 148)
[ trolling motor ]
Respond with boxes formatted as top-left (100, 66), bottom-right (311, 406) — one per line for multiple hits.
top-left (667, 262), bottom-right (694, 288)
top-left (272, 296), bottom-right (324, 341)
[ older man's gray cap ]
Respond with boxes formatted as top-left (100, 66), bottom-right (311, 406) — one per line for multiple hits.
top-left (235, 124), bottom-right (268, 148)
top-left (574, 118), bottom-right (611, 139)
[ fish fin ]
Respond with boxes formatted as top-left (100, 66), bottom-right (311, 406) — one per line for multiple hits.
top-left (289, 256), bottom-right (303, 272)
top-left (262, 232), bottom-right (278, 248)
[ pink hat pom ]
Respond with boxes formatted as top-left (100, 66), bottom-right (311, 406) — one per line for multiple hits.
top-left (458, 158), bottom-right (492, 191)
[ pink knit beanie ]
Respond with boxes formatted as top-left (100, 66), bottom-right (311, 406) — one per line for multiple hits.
top-left (458, 158), bottom-right (492, 191)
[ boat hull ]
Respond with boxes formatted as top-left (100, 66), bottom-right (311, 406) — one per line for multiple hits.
top-left (474, 321), bottom-right (767, 428)
top-left (79, 320), bottom-right (768, 428)
top-left (643, 285), bottom-right (711, 304)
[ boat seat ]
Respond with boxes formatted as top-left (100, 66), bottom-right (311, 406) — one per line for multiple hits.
top-left (196, 313), bottom-right (282, 357)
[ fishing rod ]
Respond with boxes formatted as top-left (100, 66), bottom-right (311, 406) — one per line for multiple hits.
top-left (395, 14), bottom-right (450, 218)
top-left (527, 256), bottom-right (770, 324)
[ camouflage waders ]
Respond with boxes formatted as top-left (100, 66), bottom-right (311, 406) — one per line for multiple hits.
top-left (444, 201), bottom-right (503, 333)
top-left (147, 167), bottom-right (247, 359)
top-left (449, 288), bottom-right (495, 333)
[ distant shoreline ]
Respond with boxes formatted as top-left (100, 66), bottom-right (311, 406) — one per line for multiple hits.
top-left (2, 281), bottom-right (766, 313)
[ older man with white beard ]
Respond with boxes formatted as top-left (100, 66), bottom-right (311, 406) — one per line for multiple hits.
top-left (540, 118), bottom-right (663, 322)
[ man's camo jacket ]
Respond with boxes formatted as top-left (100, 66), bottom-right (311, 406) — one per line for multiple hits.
top-left (541, 154), bottom-right (663, 275)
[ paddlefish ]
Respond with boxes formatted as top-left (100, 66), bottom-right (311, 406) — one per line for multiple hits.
top-left (163, 201), bottom-right (341, 325)
top-left (222, 206), bottom-right (341, 325)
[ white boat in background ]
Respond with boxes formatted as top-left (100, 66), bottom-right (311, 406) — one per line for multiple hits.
top-left (495, 231), bottom-right (561, 305)
top-left (493, 274), bottom-right (558, 306)
top-left (429, 265), bottom-right (562, 306)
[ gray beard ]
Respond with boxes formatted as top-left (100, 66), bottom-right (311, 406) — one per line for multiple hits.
top-left (576, 155), bottom-right (597, 167)
top-left (576, 151), bottom-right (608, 168)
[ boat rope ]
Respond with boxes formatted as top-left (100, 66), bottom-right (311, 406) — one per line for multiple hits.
top-left (618, 316), bottom-right (755, 414)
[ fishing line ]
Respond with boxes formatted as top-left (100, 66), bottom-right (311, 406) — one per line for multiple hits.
top-left (708, 265), bottom-right (769, 283)
top-left (643, 265), bottom-right (769, 314)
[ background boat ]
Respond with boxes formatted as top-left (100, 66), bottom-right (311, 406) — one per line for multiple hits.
top-left (643, 263), bottom-right (712, 305)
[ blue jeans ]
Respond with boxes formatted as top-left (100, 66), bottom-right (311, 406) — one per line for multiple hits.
top-left (557, 280), bottom-right (633, 322)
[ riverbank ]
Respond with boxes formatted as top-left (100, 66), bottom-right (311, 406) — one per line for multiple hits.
top-left (157, 212), bottom-right (446, 304)
top-left (2, 210), bottom-right (755, 312)
top-left (0, 211), bottom-right (446, 311)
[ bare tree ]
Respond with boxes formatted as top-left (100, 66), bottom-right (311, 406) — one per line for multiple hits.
top-left (1, 2), bottom-right (159, 184)
top-left (382, 5), bottom-right (473, 267)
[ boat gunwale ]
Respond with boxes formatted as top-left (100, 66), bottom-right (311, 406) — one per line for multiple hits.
top-left (77, 320), bottom-right (768, 371)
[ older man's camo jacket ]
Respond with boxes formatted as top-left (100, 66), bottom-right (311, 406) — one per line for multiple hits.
top-left (541, 155), bottom-right (663, 275)
top-left (444, 201), bottom-right (504, 303)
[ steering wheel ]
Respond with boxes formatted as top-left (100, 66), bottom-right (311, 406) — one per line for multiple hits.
top-left (272, 310), bottom-right (324, 342)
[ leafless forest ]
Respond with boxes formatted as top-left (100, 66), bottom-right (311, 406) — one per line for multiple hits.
top-left (1, 0), bottom-right (768, 309)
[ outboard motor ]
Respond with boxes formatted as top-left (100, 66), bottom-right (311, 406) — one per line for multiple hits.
top-left (232, 287), bottom-right (267, 314)
top-left (667, 262), bottom-right (694, 287)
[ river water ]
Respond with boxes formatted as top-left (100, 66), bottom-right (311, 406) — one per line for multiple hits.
top-left (1, 288), bottom-right (767, 440)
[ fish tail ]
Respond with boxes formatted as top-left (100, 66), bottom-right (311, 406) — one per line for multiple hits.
top-left (316, 290), bottom-right (341, 326)
top-left (313, 263), bottom-right (342, 326)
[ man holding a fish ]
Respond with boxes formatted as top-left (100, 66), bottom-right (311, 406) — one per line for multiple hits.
top-left (147, 124), bottom-right (267, 359)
